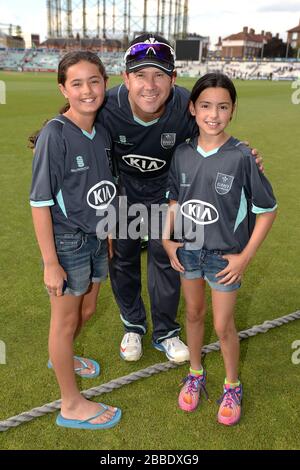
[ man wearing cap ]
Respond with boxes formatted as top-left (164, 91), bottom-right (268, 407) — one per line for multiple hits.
top-left (97, 33), bottom-right (261, 363)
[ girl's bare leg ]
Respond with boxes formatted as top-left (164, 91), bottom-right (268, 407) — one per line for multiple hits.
top-left (181, 278), bottom-right (206, 371)
top-left (211, 290), bottom-right (239, 383)
top-left (74, 282), bottom-right (101, 339)
top-left (49, 294), bottom-right (116, 424)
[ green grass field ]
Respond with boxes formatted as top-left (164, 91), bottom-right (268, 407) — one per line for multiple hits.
top-left (0, 72), bottom-right (300, 450)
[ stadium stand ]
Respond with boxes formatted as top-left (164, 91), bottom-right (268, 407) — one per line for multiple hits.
top-left (0, 49), bottom-right (124, 74)
top-left (1, 49), bottom-right (299, 80)
top-left (176, 59), bottom-right (300, 80)
top-left (0, 49), bottom-right (27, 71)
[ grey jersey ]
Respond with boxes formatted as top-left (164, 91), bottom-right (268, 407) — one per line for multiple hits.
top-left (97, 84), bottom-right (197, 205)
top-left (30, 115), bottom-right (117, 236)
top-left (167, 136), bottom-right (277, 253)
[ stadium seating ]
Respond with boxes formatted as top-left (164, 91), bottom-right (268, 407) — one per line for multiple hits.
top-left (176, 59), bottom-right (300, 80)
top-left (1, 49), bottom-right (299, 80)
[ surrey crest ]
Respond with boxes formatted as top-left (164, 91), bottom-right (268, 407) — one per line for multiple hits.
top-left (161, 133), bottom-right (176, 150)
top-left (215, 173), bottom-right (234, 195)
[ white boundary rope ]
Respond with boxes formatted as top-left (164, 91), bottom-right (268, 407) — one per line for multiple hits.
top-left (0, 310), bottom-right (299, 432)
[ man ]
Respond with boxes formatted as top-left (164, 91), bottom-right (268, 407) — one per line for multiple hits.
top-left (97, 33), bottom-right (261, 363)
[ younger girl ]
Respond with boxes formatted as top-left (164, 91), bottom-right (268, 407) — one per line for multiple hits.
top-left (163, 73), bottom-right (277, 426)
top-left (30, 51), bottom-right (121, 429)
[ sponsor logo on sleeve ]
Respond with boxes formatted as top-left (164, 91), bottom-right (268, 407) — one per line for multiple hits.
top-left (87, 181), bottom-right (116, 210)
top-left (215, 173), bottom-right (234, 195)
top-left (181, 199), bottom-right (219, 225)
top-left (122, 154), bottom-right (166, 172)
top-left (161, 133), bottom-right (176, 149)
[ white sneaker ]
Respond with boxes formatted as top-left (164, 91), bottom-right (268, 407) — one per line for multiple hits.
top-left (120, 332), bottom-right (142, 361)
top-left (153, 336), bottom-right (190, 363)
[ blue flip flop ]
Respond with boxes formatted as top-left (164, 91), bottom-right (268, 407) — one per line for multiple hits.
top-left (56, 403), bottom-right (122, 430)
top-left (47, 356), bottom-right (100, 378)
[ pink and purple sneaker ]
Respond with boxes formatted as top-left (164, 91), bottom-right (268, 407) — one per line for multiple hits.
top-left (178, 370), bottom-right (209, 412)
top-left (217, 383), bottom-right (243, 426)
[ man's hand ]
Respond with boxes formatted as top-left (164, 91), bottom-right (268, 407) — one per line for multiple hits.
top-left (243, 141), bottom-right (264, 173)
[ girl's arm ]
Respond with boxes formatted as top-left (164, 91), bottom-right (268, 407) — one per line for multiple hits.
top-left (31, 206), bottom-right (66, 296)
top-left (162, 200), bottom-right (185, 273)
top-left (216, 210), bottom-right (277, 286)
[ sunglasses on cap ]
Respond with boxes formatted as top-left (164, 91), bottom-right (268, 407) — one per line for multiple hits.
top-left (124, 42), bottom-right (176, 63)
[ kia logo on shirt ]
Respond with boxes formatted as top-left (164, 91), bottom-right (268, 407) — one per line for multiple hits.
top-left (87, 181), bottom-right (116, 210)
top-left (181, 199), bottom-right (219, 225)
top-left (122, 154), bottom-right (166, 172)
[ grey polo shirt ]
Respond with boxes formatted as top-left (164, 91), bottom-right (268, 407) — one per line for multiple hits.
top-left (30, 115), bottom-right (117, 236)
top-left (167, 136), bottom-right (277, 253)
top-left (97, 84), bottom-right (198, 204)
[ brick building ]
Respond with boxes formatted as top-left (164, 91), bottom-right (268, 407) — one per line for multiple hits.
top-left (40, 37), bottom-right (122, 52)
top-left (221, 27), bottom-right (270, 59)
top-left (0, 30), bottom-right (25, 48)
top-left (287, 19), bottom-right (300, 51)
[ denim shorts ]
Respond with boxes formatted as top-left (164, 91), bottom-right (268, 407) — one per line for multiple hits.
top-left (54, 232), bottom-right (108, 296)
top-left (177, 247), bottom-right (241, 292)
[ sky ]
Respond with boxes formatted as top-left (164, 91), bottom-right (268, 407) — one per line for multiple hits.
top-left (0, 0), bottom-right (299, 47)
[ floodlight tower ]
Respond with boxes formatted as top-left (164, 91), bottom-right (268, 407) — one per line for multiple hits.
top-left (177, 0), bottom-right (183, 38)
top-left (47, 0), bottom-right (53, 37)
top-left (168, 0), bottom-right (173, 39)
top-left (182, 0), bottom-right (188, 38)
top-left (143, 0), bottom-right (148, 32)
top-left (82, 0), bottom-right (87, 37)
top-left (174, 0), bottom-right (179, 38)
top-left (66, 0), bottom-right (73, 37)
top-left (124, 0), bottom-right (128, 41)
top-left (161, 0), bottom-right (166, 36)
top-left (112, 0), bottom-right (116, 34)
top-left (46, 0), bottom-right (189, 42)
top-left (96, 0), bottom-right (100, 37)
top-left (55, 0), bottom-right (62, 37)
top-left (103, 0), bottom-right (107, 38)
top-left (127, 0), bottom-right (131, 35)
top-left (156, 0), bottom-right (160, 34)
